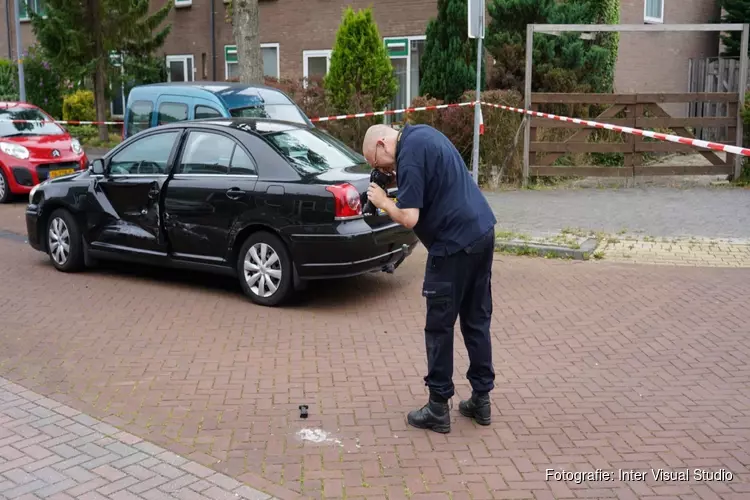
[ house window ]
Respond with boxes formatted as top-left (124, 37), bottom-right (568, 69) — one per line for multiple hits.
top-left (166, 55), bottom-right (195, 82)
top-left (225, 44), bottom-right (280, 80)
top-left (175, 0), bottom-right (192, 7)
top-left (644, 0), bottom-right (664, 23)
top-left (303, 50), bottom-right (332, 81)
top-left (18, 0), bottom-right (45, 20)
top-left (383, 36), bottom-right (426, 116)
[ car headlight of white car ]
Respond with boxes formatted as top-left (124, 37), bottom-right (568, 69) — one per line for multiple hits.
top-left (0, 141), bottom-right (30, 160)
top-left (71, 138), bottom-right (83, 155)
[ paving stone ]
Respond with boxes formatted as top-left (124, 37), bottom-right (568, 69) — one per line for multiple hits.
top-left (0, 377), bottom-right (278, 500)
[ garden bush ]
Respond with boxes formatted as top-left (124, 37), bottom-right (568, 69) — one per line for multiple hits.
top-left (62, 89), bottom-right (96, 122)
top-left (408, 89), bottom-right (524, 186)
top-left (0, 59), bottom-right (19, 101)
top-left (19, 45), bottom-right (64, 119)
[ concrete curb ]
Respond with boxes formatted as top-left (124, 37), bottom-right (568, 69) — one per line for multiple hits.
top-left (495, 236), bottom-right (600, 260)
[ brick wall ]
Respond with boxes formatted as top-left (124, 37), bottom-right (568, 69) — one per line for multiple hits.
top-left (614, 0), bottom-right (721, 116)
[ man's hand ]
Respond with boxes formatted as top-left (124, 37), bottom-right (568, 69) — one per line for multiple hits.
top-left (367, 182), bottom-right (419, 229)
top-left (367, 182), bottom-right (389, 209)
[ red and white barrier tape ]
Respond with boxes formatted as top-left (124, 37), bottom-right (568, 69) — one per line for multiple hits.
top-left (308, 101), bottom-right (476, 122)
top-left (482, 101), bottom-right (750, 157)
top-left (3, 100), bottom-right (749, 157)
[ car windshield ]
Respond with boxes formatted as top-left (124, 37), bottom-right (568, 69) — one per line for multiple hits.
top-left (229, 104), bottom-right (308, 124)
top-left (264, 128), bottom-right (365, 174)
top-left (0, 107), bottom-right (65, 137)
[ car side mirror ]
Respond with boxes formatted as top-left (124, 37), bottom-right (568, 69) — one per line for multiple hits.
top-left (90, 158), bottom-right (105, 175)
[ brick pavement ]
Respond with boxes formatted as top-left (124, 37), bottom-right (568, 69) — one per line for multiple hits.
top-left (1, 202), bottom-right (750, 499)
top-left (0, 376), bottom-right (275, 499)
top-left (598, 236), bottom-right (750, 267)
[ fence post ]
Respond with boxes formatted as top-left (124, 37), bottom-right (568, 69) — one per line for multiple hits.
top-left (522, 24), bottom-right (533, 188)
top-left (734, 24), bottom-right (749, 180)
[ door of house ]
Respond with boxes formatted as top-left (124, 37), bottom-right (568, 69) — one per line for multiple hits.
top-left (166, 55), bottom-right (195, 82)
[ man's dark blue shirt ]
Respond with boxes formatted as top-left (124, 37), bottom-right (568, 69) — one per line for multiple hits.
top-left (394, 124), bottom-right (497, 256)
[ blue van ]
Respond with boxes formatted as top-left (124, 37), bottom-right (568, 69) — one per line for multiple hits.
top-left (122, 81), bottom-right (313, 139)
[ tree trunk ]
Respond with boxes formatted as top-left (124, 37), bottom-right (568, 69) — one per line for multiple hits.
top-left (89, 0), bottom-right (108, 141)
top-left (232, 0), bottom-right (263, 84)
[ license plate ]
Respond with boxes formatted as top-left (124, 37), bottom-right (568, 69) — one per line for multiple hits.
top-left (377, 197), bottom-right (397, 216)
top-left (48, 168), bottom-right (75, 179)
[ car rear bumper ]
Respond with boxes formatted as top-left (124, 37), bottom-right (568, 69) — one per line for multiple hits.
top-left (288, 219), bottom-right (419, 279)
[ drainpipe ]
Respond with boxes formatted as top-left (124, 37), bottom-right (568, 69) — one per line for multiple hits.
top-left (5, 0), bottom-right (11, 59)
top-left (210, 0), bottom-right (216, 80)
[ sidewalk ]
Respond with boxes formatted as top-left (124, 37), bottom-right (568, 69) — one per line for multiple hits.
top-left (0, 377), bottom-right (276, 500)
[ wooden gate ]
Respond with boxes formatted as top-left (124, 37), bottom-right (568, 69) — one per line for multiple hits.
top-left (528, 92), bottom-right (739, 179)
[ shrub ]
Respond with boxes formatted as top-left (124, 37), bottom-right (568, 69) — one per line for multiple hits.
top-left (62, 89), bottom-right (96, 122)
top-left (0, 59), bottom-right (19, 101)
top-left (408, 90), bottom-right (524, 187)
top-left (21, 45), bottom-right (64, 119)
top-left (324, 6), bottom-right (397, 114)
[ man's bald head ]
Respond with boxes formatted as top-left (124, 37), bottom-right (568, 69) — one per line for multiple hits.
top-left (362, 124), bottom-right (400, 171)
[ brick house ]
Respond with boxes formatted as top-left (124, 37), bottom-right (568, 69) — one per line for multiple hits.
top-left (1, 0), bottom-right (724, 117)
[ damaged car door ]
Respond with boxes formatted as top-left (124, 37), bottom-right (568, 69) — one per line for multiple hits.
top-left (87, 129), bottom-right (182, 256)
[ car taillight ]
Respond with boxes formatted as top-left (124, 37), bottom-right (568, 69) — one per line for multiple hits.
top-left (326, 183), bottom-right (362, 220)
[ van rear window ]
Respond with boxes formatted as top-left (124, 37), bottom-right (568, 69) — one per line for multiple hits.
top-left (127, 100), bottom-right (154, 137)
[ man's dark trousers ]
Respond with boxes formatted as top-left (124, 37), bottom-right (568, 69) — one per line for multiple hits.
top-left (421, 228), bottom-right (496, 401)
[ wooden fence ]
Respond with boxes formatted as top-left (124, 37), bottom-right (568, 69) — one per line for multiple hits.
top-left (687, 57), bottom-right (749, 142)
top-left (527, 92), bottom-right (739, 179)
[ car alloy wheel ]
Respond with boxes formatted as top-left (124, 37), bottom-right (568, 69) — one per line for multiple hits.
top-left (244, 242), bottom-right (282, 298)
top-left (48, 217), bottom-right (71, 266)
top-left (237, 230), bottom-right (293, 307)
top-left (46, 208), bottom-right (85, 272)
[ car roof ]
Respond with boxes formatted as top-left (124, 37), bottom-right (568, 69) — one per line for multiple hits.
top-left (148, 117), bottom-right (312, 135)
top-left (128, 81), bottom-right (297, 108)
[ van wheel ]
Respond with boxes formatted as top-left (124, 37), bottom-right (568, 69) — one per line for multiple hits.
top-left (237, 231), bottom-right (293, 307)
top-left (46, 208), bottom-right (85, 272)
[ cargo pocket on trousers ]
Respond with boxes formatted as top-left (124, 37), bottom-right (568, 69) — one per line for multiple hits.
top-left (422, 281), bottom-right (454, 332)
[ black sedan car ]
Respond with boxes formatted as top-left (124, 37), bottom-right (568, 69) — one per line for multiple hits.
top-left (25, 118), bottom-right (418, 306)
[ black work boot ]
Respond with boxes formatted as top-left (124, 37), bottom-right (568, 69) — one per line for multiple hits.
top-left (407, 395), bottom-right (451, 433)
top-left (459, 392), bottom-right (491, 425)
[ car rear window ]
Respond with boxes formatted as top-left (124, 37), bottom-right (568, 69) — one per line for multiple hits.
top-left (0, 107), bottom-right (65, 137)
top-left (126, 100), bottom-right (154, 137)
top-left (262, 127), bottom-right (365, 174)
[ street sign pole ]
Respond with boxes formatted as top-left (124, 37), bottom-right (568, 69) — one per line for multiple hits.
top-left (13, 0), bottom-right (25, 101)
top-left (468, 0), bottom-right (484, 185)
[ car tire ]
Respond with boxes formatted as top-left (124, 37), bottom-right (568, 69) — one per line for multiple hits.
top-left (237, 230), bottom-right (293, 307)
top-left (46, 208), bottom-right (85, 273)
top-left (0, 169), bottom-right (10, 204)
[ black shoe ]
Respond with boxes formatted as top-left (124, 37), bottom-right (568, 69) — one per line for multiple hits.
top-left (459, 392), bottom-right (491, 425)
top-left (407, 396), bottom-right (451, 433)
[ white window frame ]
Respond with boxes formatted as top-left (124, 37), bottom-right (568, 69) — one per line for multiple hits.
top-left (175, 0), bottom-right (192, 7)
top-left (166, 55), bottom-right (195, 82)
top-left (644, 0), bottom-right (664, 24)
top-left (18, 0), bottom-right (45, 22)
top-left (383, 35), bottom-right (427, 111)
top-left (224, 43), bottom-right (280, 80)
top-left (303, 49), bottom-right (332, 85)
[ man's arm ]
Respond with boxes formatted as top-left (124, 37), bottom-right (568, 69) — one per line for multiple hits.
top-left (379, 199), bottom-right (420, 229)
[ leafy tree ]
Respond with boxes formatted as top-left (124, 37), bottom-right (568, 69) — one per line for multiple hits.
top-left (719, 0), bottom-right (750, 58)
top-left (486, 0), bottom-right (614, 94)
top-left (324, 7), bottom-right (397, 113)
top-left (420, 0), bottom-right (485, 103)
top-left (29, 0), bottom-right (173, 140)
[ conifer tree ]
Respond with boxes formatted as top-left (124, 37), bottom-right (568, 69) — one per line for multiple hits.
top-left (419, 0), bottom-right (485, 103)
top-left (719, 0), bottom-right (750, 57)
top-left (324, 7), bottom-right (397, 113)
top-left (29, 0), bottom-right (173, 140)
